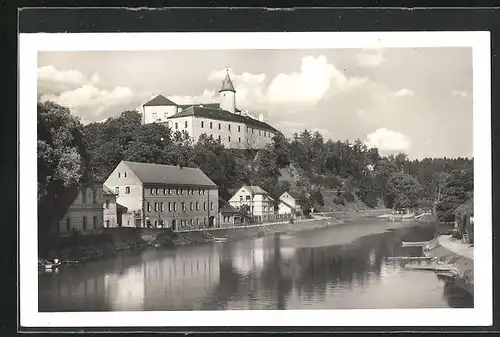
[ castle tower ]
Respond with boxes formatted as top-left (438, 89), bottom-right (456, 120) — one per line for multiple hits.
top-left (219, 69), bottom-right (236, 114)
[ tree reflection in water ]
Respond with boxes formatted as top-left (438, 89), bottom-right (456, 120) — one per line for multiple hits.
top-left (39, 222), bottom-right (473, 311)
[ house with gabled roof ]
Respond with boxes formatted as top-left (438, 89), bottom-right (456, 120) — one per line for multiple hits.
top-left (138, 70), bottom-right (279, 149)
top-left (278, 191), bottom-right (297, 218)
top-left (228, 185), bottom-right (275, 223)
top-left (104, 160), bottom-right (219, 231)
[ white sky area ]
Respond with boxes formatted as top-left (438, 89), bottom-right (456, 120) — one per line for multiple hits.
top-left (37, 48), bottom-right (473, 159)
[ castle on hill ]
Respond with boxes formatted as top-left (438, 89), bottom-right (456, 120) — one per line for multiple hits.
top-left (139, 71), bottom-right (279, 150)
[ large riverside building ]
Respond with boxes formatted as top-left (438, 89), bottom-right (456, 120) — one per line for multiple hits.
top-left (140, 71), bottom-right (279, 149)
top-left (104, 160), bottom-right (219, 231)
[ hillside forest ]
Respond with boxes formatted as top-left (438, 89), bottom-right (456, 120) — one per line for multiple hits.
top-left (37, 101), bottom-right (474, 238)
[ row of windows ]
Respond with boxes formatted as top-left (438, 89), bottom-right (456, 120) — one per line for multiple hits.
top-left (65, 216), bottom-right (99, 231)
top-left (113, 187), bottom-right (209, 196)
top-left (149, 188), bottom-right (208, 196)
top-left (147, 201), bottom-right (215, 212)
top-left (146, 217), bottom-right (211, 228)
top-left (199, 120), bottom-right (272, 137)
top-left (117, 172), bottom-right (127, 178)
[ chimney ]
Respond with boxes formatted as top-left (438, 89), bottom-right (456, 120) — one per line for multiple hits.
top-left (258, 113), bottom-right (264, 122)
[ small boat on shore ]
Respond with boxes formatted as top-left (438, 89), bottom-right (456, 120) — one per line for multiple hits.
top-left (213, 237), bottom-right (227, 243)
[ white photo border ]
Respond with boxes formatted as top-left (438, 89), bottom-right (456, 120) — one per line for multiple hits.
top-left (19, 31), bottom-right (492, 327)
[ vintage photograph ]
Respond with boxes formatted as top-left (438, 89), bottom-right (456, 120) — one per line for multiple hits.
top-left (20, 31), bottom-right (491, 327)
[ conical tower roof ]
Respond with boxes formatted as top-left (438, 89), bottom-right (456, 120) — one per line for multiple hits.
top-left (219, 70), bottom-right (236, 93)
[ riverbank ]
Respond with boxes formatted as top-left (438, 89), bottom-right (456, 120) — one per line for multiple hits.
top-left (40, 209), bottom-right (391, 265)
top-left (423, 235), bottom-right (474, 295)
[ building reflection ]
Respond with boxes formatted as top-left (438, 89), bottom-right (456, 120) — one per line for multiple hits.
top-left (140, 245), bottom-right (221, 310)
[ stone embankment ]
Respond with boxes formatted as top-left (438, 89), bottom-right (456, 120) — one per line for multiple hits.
top-left (423, 235), bottom-right (474, 295)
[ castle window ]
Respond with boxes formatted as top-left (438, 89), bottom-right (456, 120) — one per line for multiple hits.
top-left (204, 202), bottom-right (207, 210)
top-left (150, 188), bottom-right (155, 194)
top-left (196, 202), bottom-right (199, 211)
top-left (182, 202), bottom-right (186, 211)
top-left (228, 124), bottom-right (231, 131)
top-left (201, 121), bottom-right (204, 128)
top-left (218, 123), bottom-right (221, 130)
top-left (190, 202), bottom-right (193, 211)
top-left (218, 135), bottom-right (221, 142)
top-left (83, 216), bottom-right (87, 230)
top-left (211, 202), bottom-right (214, 210)
top-left (238, 125), bottom-right (241, 132)
top-left (185, 121), bottom-right (188, 129)
top-left (175, 123), bottom-right (178, 129)
top-left (173, 202), bottom-right (177, 211)
top-left (198, 189), bottom-right (202, 195)
top-left (115, 187), bottom-right (119, 194)
top-left (169, 189), bottom-right (172, 195)
top-left (190, 219), bottom-right (193, 225)
top-left (168, 202), bottom-right (172, 211)
top-left (163, 189), bottom-right (167, 194)
top-left (228, 136), bottom-right (231, 142)
top-left (161, 202), bottom-right (165, 212)
top-left (125, 187), bottom-right (130, 194)
top-left (105, 200), bottom-right (110, 209)
top-left (154, 202), bottom-right (158, 212)
top-left (118, 172), bottom-right (121, 178)
top-left (238, 137), bottom-right (241, 143)
top-left (210, 122), bottom-right (213, 129)
top-left (124, 172), bottom-right (127, 177)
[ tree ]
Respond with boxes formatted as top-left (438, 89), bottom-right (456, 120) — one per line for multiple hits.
top-left (436, 168), bottom-right (473, 222)
top-left (38, 101), bottom-right (89, 252)
top-left (384, 172), bottom-right (423, 210)
top-left (271, 133), bottom-right (291, 168)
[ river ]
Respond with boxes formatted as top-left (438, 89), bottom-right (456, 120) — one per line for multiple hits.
top-left (38, 218), bottom-right (473, 311)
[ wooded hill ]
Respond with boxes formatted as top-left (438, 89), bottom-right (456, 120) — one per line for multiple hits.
top-left (38, 102), bottom-right (474, 242)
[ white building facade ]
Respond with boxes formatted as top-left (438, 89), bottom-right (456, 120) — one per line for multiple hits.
top-left (139, 71), bottom-right (279, 149)
top-left (278, 191), bottom-right (297, 218)
top-left (228, 186), bottom-right (276, 223)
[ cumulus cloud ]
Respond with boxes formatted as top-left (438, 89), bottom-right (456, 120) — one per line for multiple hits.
top-left (364, 128), bottom-right (411, 152)
top-left (451, 90), bottom-right (468, 98)
top-left (266, 55), bottom-right (368, 106)
top-left (356, 50), bottom-right (384, 67)
top-left (168, 89), bottom-right (218, 105)
top-left (393, 88), bottom-right (415, 97)
top-left (38, 65), bottom-right (100, 96)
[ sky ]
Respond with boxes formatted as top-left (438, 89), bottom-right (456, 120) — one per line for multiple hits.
top-left (37, 48), bottom-right (473, 159)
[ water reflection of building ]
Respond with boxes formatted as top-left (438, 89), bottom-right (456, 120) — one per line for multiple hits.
top-left (39, 269), bottom-right (107, 311)
top-left (141, 247), bottom-right (221, 309)
top-left (104, 266), bottom-right (145, 311)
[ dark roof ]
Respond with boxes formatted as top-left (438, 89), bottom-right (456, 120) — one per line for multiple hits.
top-left (168, 106), bottom-right (278, 132)
top-left (177, 103), bottom-right (241, 113)
top-left (143, 95), bottom-right (177, 107)
top-left (219, 198), bottom-right (238, 213)
top-left (122, 161), bottom-right (217, 187)
top-left (116, 203), bottom-right (128, 212)
top-left (220, 72), bottom-right (236, 92)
